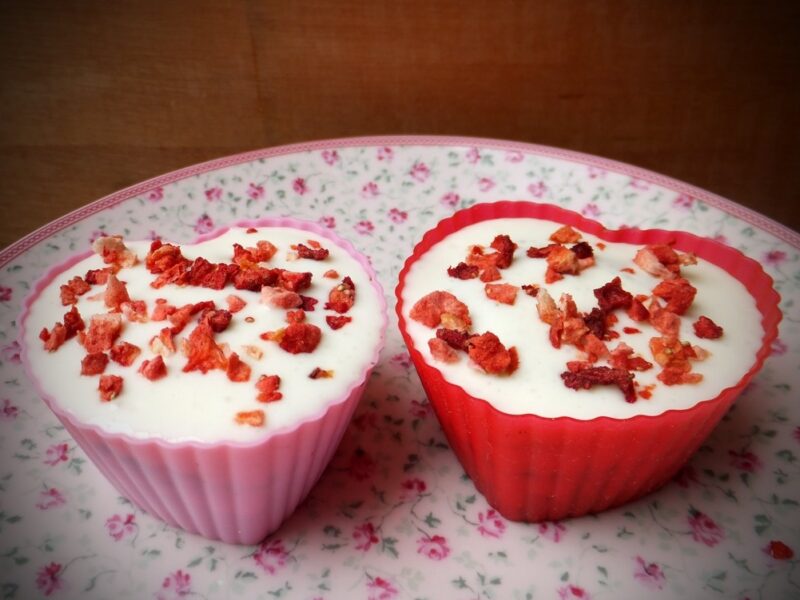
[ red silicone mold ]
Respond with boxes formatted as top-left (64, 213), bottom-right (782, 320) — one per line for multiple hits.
top-left (21, 217), bottom-right (387, 544)
top-left (395, 200), bottom-right (781, 522)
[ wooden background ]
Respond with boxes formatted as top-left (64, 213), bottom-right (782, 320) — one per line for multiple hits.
top-left (1, 1), bottom-right (798, 250)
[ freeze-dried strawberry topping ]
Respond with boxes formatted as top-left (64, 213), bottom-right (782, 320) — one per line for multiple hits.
top-left (278, 270), bottom-right (312, 292)
top-left (484, 283), bottom-right (518, 305)
top-left (582, 307), bottom-right (607, 340)
top-left (201, 308), bottom-right (232, 333)
top-left (649, 336), bottom-right (703, 385)
top-left (278, 323), bottom-right (322, 354)
top-left (232, 267), bottom-right (274, 291)
top-left (593, 277), bottom-right (633, 312)
top-left (81, 352), bottom-right (109, 376)
top-left (82, 313), bottom-right (123, 353)
top-left (286, 309), bottom-right (306, 324)
top-left (309, 367), bottom-right (334, 379)
top-left (121, 300), bottom-right (148, 323)
top-left (428, 337), bottom-right (459, 363)
top-left (479, 266), bottom-right (501, 282)
top-left (693, 315), bottom-right (723, 339)
top-left (436, 327), bottom-right (472, 351)
top-left (63, 306), bottom-right (85, 339)
top-left (489, 235), bottom-right (518, 269)
top-left (60, 276), bottom-right (91, 306)
top-left (326, 315), bottom-right (352, 330)
top-left (104, 274), bottom-right (131, 312)
top-left (544, 246), bottom-right (579, 282)
top-left (93, 236), bottom-right (138, 269)
top-left (85, 268), bottom-right (112, 285)
top-left (648, 299), bottom-right (681, 336)
top-left (410, 291), bottom-right (471, 331)
top-left (549, 225), bottom-right (581, 244)
top-left (623, 326), bottom-right (641, 334)
top-left (561, 364), bottom-right (636, 403)
top-left (226, 352), bottom-right (251, 382)
top-left (232, 240), bottom-right (278, 267)
top-left (146, 240), bottom-right (187, 273)
top-left (151, 262), bottom-right (190, 289)
top-left (226, 295), bottom-right (246, 313)
top-left (150, 327), bottom-right (176, 356)
top-left (110, 341), bottom-right (141, 366)
top-left (325, 276), bottom-right (356, 313)
top-left (183, 323), bottom-right (227, 373)
top-left (40, 324), bottom-right (68, 352)
top-left (627, 297), bottom-right (650, 322)
top-left (323, 269), bottom-right (339, 279)
top-left (151, 299), bottom-right (175, 321)
top-left (139, 356), bottom-right (167, 381)
top-left (652, 277), bottom-right (697, 315)
top-left (168, 304), bottom-right (195, 334)
top-left (261, 286), bottom-right (302, 309)
top-left (608, 343), bottom-right (653, 372)
top-left (300, 295), bottom-right (318, 311)
top-left (235, 410), bottom-right (265, 427)
top-left (98, 374), bottom-right (123, 402)
top-left (256, 374), bottom-right (282, 403)
top-left (447, 262), bottom-right (480, 280)
top-left (466, 332), bottom-right (518, 375)
top-left (526, 243), bottom-right (560, 258)
top-left (521, 284), bottom-right (539, 297)
top-left (295, 243), bottom-right (329, 260)
top-left (570, 241), bottom-right (594, 259)
top-left (186, 257), bottom-right (232, 290)
top-left (633, 244), bottom-right (696, 279)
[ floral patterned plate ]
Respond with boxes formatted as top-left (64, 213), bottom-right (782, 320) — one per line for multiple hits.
top-left (0, 136), bottom-right (798, 600)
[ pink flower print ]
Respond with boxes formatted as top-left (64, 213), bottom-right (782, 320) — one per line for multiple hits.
top-left (352, 411), bottom-right (379, 432)
top-left (417, 534), bottom-right (450, 560)
top-left (204, 186), bottom-right (222, 201)
top-left (466, 147), bottom-right (481, 164)
top-left (537, 521), bottom-right (566, 542)
top-left (253, 539), bottom-right (289, 574)
top-left (633, 556), bottom-right (666, 590)
top-left (322, 149), bottom-right (340, 165)
top-left (505, 150), bottom-right (524, 163)
top-left (527, 181), bottom-right (548, 198)
top-left (361, 181), bottom-right (380, 199)
top-left (391, 352), bottom-right (411, 370)
top-left (409, 161), bottom-right (430, 182)
top-left (1, 398), bottom-right (19, 421)
top-left (477, 509), bottom-right (506, 539)
top-left (367, 576), bottom-right (398, 600)
top-left (478, 177), bottom-right (495, 192)
top-left (388, 208), bottom-right (408, 223)
top-left (764, 250), bottom-right (787, 266)
top-left (35, 562), bottom-right (63, 597)
top-left (771, 338), bottom-right (787, 356)
top-left (354, 220), bottom-right (375, 235)
top-left (348, 448), bottom-right (376, 481)
top-left (580, 203), bottom-right (600, 218)
top-left (353, 522), bottom-right (379, 551)
top-left (0, 286), bottom-right (11, 302)
top-left (44, 443), bottom-right (69, 466)
top-left (557, 584), bottom-right (589, 599)
top-left (156, 569), bottom-right (191, 600)
top-left (1, 341), bottom-right (21, 364)
top-left (318, 215), bottom-right (336, 229)
top-left (409, 399), bottom-right (432, 419)
top-left (673, 464), bottom-right (699, 488)
top-left (764, 540), bottom-right (795, 560)
top-left (105, 513), bottom-right (136, 541)
top-left (399, 478), bottom-right (427, 501)
top-left (292, 177), bottom-right (308, 195)
top-left (246, 183), bottom-right (265, 200)
top-left (587, 166), bottom-right (607, 179)
top-left (688, 509), bottom-right (724, 547)
top-left (35, 487), bottom-right (66, 510)
top-left (377, 146), bottom-right (394, 162)
top-left (794, 426), bottom-right (800, 444)
top-left (193, 214), bottom-right (214, 235)
top-left (673, 193), bottom-right (694, 209)
top-left (89, 230), bottom-right (105, 244)
top-left (729, 449), bottom-right (762, 473)
top-left (440, 191), bottom-right (460, 208)
top-left (147, 187), bottom-right (164, 202)
top-left (628, 177), bottom-right (650, 190)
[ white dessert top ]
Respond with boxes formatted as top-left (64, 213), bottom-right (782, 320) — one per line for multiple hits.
top-left (23, 226), bottom-right (384, 443)
top-left (400, 217), bottom-right (763, 420)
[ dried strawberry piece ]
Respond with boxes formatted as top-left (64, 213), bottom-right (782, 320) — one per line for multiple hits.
top-left (623, 326), bottom-right (641, 334)
top-left (658, 366), bottom-right (703, 385)
top-left (110, 341), bottom-right (141, 366)
top-left (85, 268), bottom-right (112, 285)
top-left (627, 297), bottom-right (650, 322)
top-left (279, 270), bottom-right (313, 292)
top-left (323, 269), bottom-right (339, 279)
top-left (98, 374), bottom-right (123, 401)
top-left (246, 228), bottom-right (258, 234)
top-left (447, 262), bottom-right (479, 280)
top-left (104, 274), bottom-right (131, 311)
top-left (570, 241), bottom-right (594, 259)
top-left (201, 308), bottom-right (232, 332)
top-left (242, 344), bottom-right (263, 360)
top-left (81, 352), bottom-right (109, 376)
top-left (63, 306), bottom-right (85, 339)
top-left (489, 235), bottom-right (517, 269)
top-left (232, 243), bottom-right (260, 268)
top-left (146, 241), bottom-right (188, 274)
top-left (261, 286), bottom-right (303, 309)
top-left (226, 295), bottom-right (246, 313)
top-left (183, 323), bottom-right (227, 373)
top-left (436, 327), bottom-right (472, 351)
top-left (561, 364), bottom-right (636, 403)
top-left (139, 356), bottom-right (167, 380)
top-left (693, 315), bottom-right (723, 339)
top-left (168, 304), bottom-right (195, 334)
top-left (93, 236), bottom-right (137, 268)
top-left (649, 300), bottom-right (681, 337)
top-left (151, 262), bottom-right (190, 288)
top-left (150, 327), bottom-right (176, 356)
top-left (325, 276), bottom-right (356, 314)
top-left (226, 352), bottom-right (251, 382)
top-left (410, 290), bottom-right (471, 331)
top-left (60, 276), bottom-right (91, 305)
top-left (484, 283), bottom-right (518, 305)
top-left (526, 243), bottom-right (560, 258)
top-left (649, 336), bottom-right (692, 368)
top-left (120, 300), bottom-right (148, 323)
top-left (581, 333), bottom-right (609, 361)
top-left (256, 374), bottom-right (282, 402)
top-left (295, 243), bottom-right (329, 260)
top-left (535, 289), bottom-right (559, 325)
top-left (286, 310), bottom-right (306, 324)
top-left (594, 277), bottom-right (633, 312)
top-left (562, 317), bottom-right (589, 346)
top-left (308, 367), bottom-right (334, 379)
top-left (466, 332), bottom-right (518, 375)
top-left (652, 277), bottom-right (697, 315)
top-left (583, 307), bottom-right (607, 340)
top-left (235, 410), bottom-right (265, 427)
top-left (186, 257), bottom-right (230, 290)
top-left (428, 337), bottom-right (459, 363)
top-left (279, 322), bottom-right (322, 354)
top-left (521, 284), bottom-right (539, 297)
top-left (40, 323), bottom-right (68, 352)
top-left (83, 313), bottom-right (123, 353)
top-left (479, 266), bottom-right (501, 282)
top-left (546, 246), bottom-right (579, 277)
top-left (608, 343), bottom-right (653, 372)
top-left (300, 295), bottom-right (318, 311)
top-left (326, 315), bottom-right (352, 330)
top-left (549, 225), bottom-right (581, 244)
top-left (151, 299), bottom-right (176, 321)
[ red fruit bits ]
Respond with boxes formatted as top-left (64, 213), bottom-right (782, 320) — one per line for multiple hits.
top-left (484, 283), bottom-right (518, 305)
top-left (110, 341), bottom-right (141, 366)
top-left (693, 315), bottom-right (723, 339)
top-left (325, 276), bottom-right (356, 313)
top-left (235, 410), bottom-right (265, 427)
top-left (256, 374), bottom-right (282, 403)
top-left (465, 332), bottom-right (518, 375)
top-left (82, 313), bottom-right (123, 353)
top-left (139, 356), bottom-right (167, 381)
top-left (98, 374), bottom-right (123, 402)
top-left (410, 291), bottom-right (471, 331)
top-left (278, 323), bottom-right (322, 354)
top-left (81, 352), bottom-right (109, 376)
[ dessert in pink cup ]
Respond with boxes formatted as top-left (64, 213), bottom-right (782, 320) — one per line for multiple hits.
top-left (20, 217), bottom-right (387, 544)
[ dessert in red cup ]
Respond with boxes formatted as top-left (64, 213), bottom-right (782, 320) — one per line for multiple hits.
top-left (395, 200), bottom-right (780, 522)
top-left (20, 217), bottom-right (386, 544)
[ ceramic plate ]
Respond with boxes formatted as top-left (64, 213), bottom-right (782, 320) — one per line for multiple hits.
top-left (0, 136), bottom-right (798, 600)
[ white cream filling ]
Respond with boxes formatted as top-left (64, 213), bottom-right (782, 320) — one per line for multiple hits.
top-left (401, 218), bottom-right (763, 419)
top-left (24, 227), bottom-right (383, 442)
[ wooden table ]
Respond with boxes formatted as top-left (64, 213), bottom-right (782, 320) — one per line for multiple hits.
top-left (1, 0), bottom-right (798, 250)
